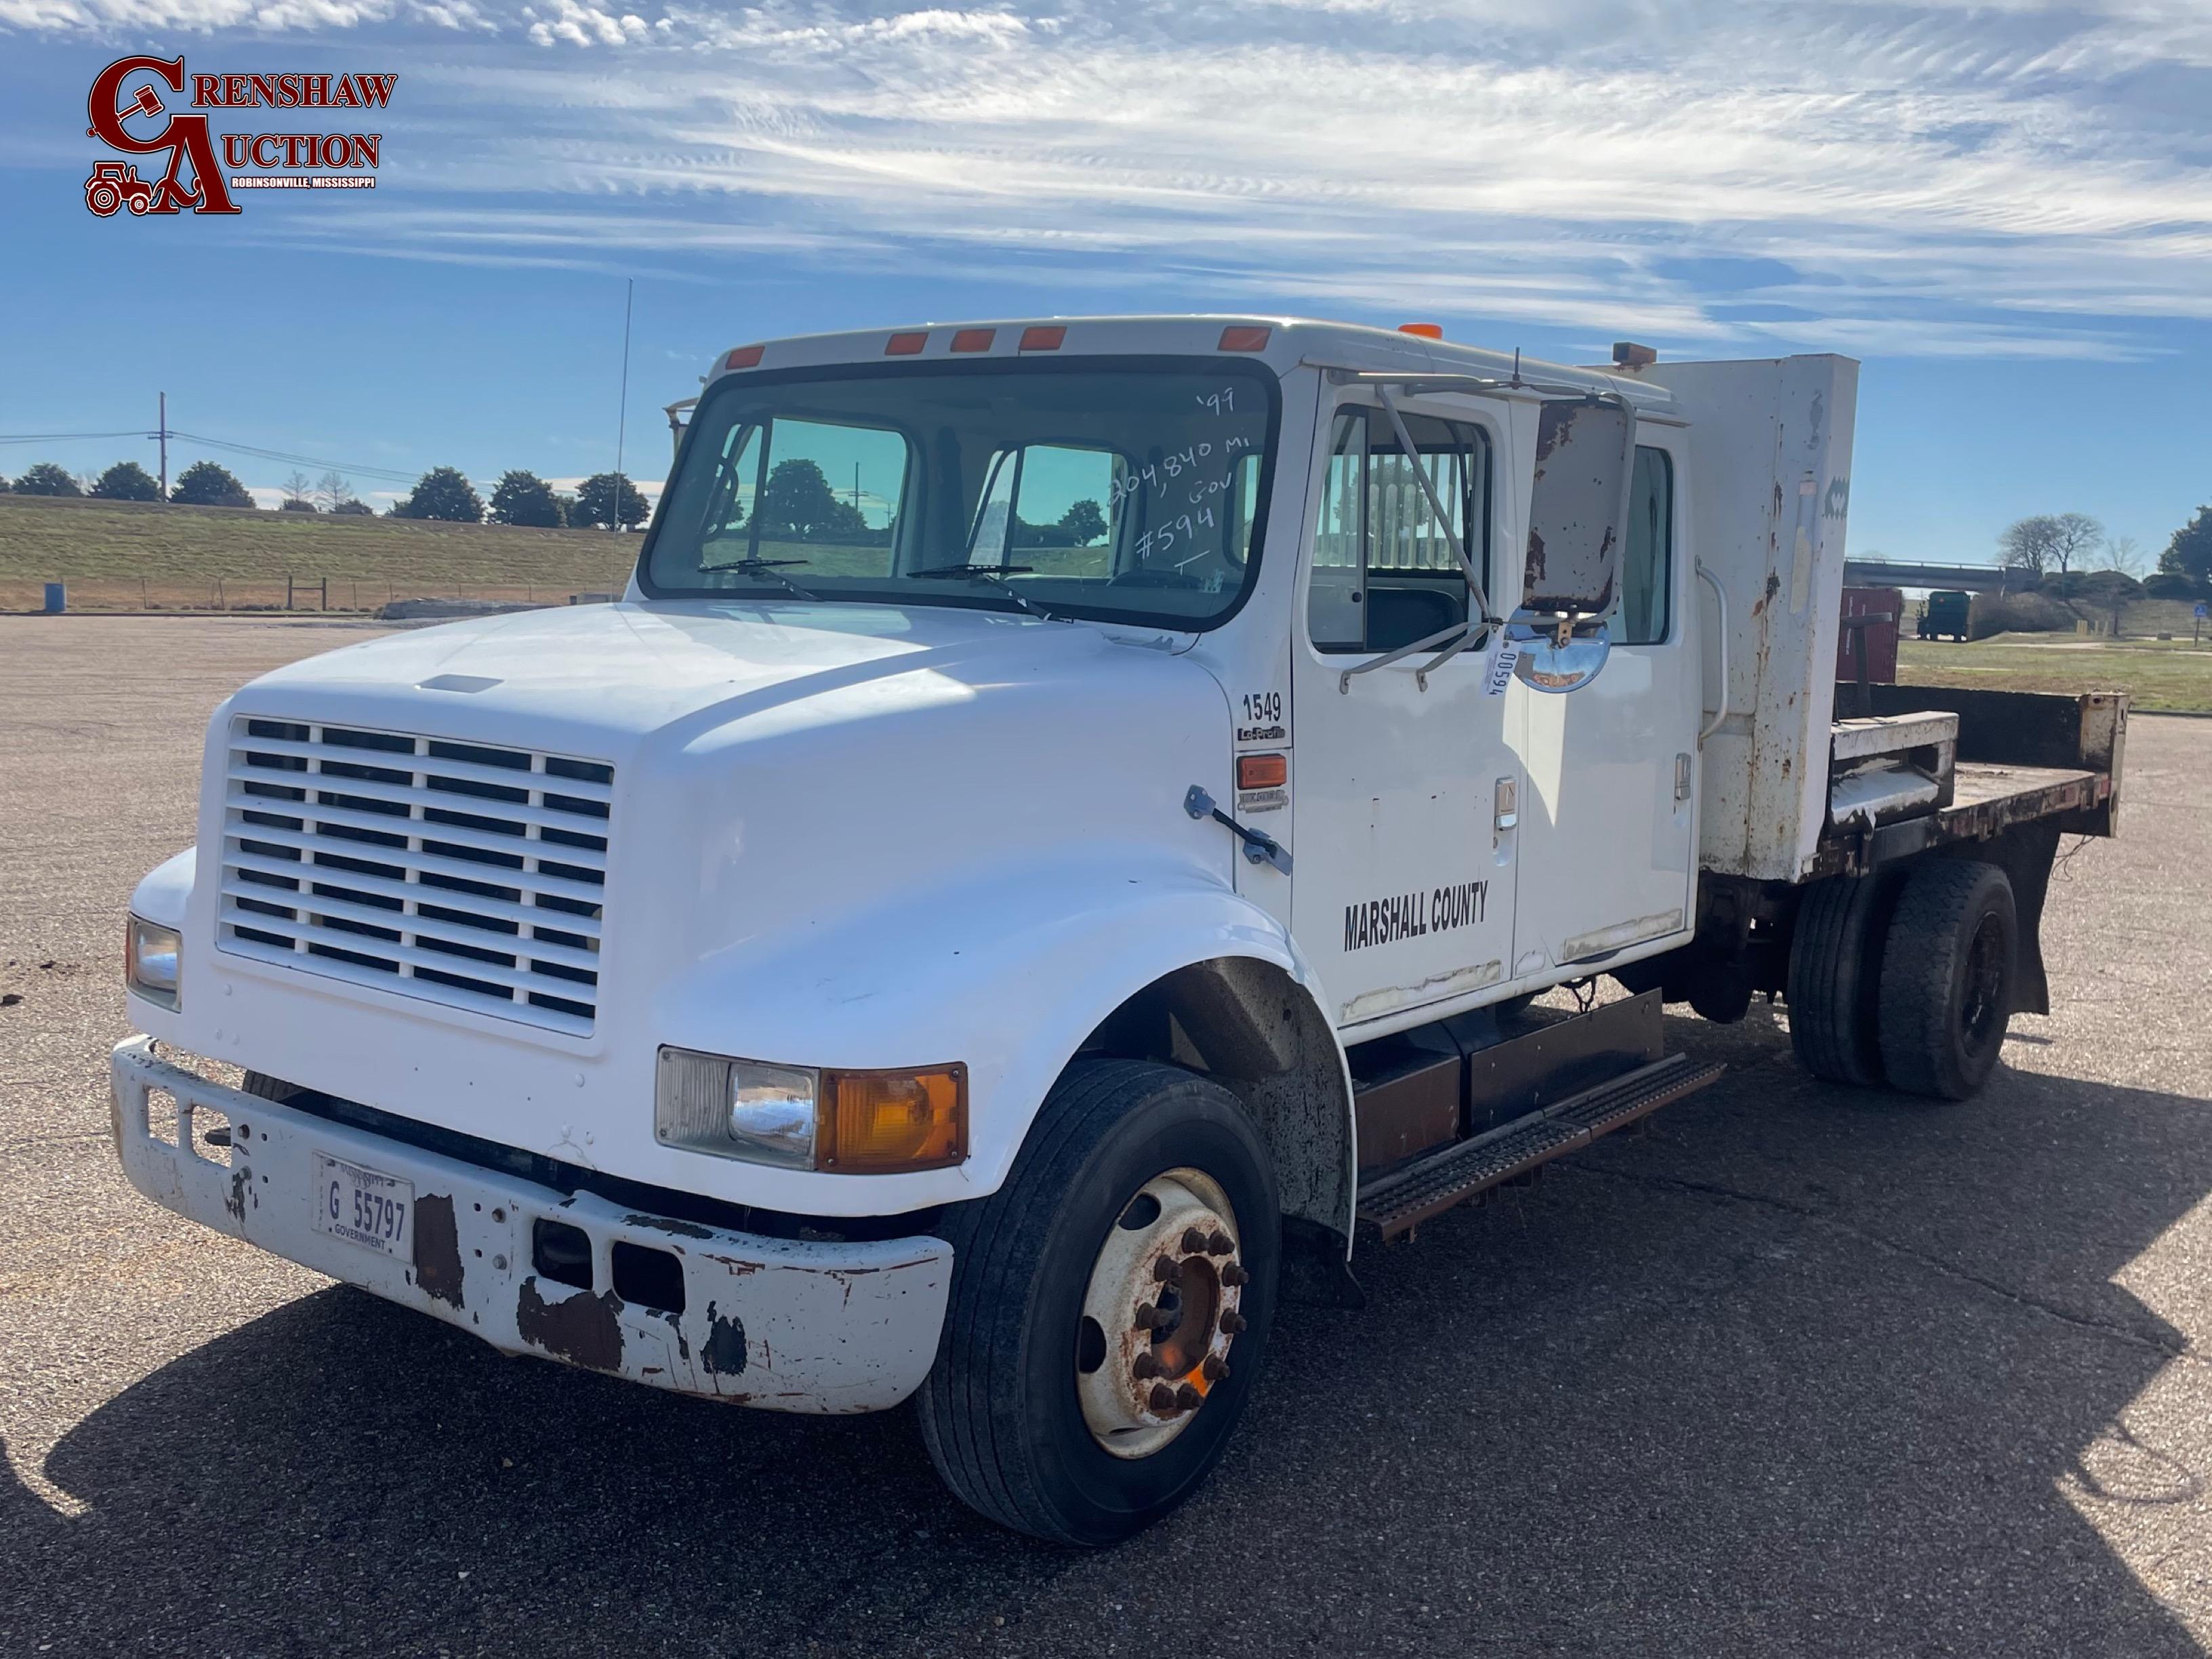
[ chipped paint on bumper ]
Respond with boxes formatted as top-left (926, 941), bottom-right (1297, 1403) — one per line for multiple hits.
top-left (108, 1038), bottom-right (953, 1413)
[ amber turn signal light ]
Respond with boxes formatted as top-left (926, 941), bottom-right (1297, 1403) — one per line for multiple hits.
top-left (1237, 753), bottom-right (1287, 790)
top-left (820, 1065), bottom-right (967, 1172)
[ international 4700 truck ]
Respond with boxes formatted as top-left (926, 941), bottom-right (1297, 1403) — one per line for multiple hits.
top-left (112, 317), bottom-right (2125, 1543)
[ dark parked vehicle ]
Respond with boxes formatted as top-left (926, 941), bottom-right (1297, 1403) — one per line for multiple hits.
top-left (1918, 589), bottom-right (1971, 641)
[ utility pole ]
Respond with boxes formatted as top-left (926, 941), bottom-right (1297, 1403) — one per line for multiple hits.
top-left (613, 278), bottom-right (632, 533)
top-left (152, 392), bottom-right (169, 499)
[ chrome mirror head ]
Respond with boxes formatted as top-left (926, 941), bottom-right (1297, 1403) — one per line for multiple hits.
top-left (1507, 615), bottom-right (1612, 695)
top-left (1524, 396), bottom-right (1635, 619)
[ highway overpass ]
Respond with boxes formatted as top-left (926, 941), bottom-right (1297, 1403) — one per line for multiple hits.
top-left (1843, 560), bottom-right (2015, 593)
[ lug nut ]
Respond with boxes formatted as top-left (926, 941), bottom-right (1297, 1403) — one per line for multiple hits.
top-left (1202, 1355), bottom-right (1229, 1382)
top-left (1152, 1256), bottom-right (1181, 1283)
top-left (1175, 1383), bottom-right (1204, 1410)
top-left (1135, 1301), bottom-right (1157, 1329)
top-left (1149, 1383), bottom-right (1179, 1413)
top-left (1206, 1231), bottom-right (1233, 1256)
top-left (1221, 1264), bottom-right (1249, 1287)
top-left (1219, 1310), bottom-right (1247, 1335)
top-left (1181, 1227), bottom-right (1209, 1253)
top-left (1132, 1353), bottom-right (1162, 1380)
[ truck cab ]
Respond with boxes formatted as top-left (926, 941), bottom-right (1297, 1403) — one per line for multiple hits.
top-left (111, 316), bottom-right (2121, 1545)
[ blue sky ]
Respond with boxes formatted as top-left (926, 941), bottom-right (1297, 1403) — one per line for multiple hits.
top-left (1, 0), bottom-right (2207, 568)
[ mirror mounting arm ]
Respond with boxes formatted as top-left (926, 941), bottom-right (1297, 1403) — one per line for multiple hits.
top-left (1374, 385), bottom-right (1500, 634)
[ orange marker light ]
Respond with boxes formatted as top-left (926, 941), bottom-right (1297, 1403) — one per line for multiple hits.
top-left (1218, 325), bottom-right (1271, 352)
top-left (722, 345), bottom-right (764, 371)
top-left (1397, 323), bottom-right (1444, 340)
top-left (885, 331), bottom-right (928, 356)
top-left (1237, 753), bottom-right (1288, 791)
top-left (819, 1065), bottom-right (967, 1172)
top-left (1019, 325), bottom-right (1066, 352)
top-left (951, 328), bottom-right (996, 353)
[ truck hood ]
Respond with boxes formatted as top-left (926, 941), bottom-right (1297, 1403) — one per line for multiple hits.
top-left (238, 598), bottom-right (1145, 748)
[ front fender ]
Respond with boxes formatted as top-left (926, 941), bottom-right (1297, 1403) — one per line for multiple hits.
top-left (652, 846), bottom-right (1338, 1216)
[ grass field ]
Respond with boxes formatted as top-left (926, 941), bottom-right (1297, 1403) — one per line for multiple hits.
top-left (0, 491), bottom-right (637, 612)
top-left (1899, 633), bottom-right (2212, 714)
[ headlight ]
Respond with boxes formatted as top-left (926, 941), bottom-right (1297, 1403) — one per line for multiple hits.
top-left (656, 1047), bottom-right (966, 1174)
top-left (125, 914), bottom-right (181, 1009)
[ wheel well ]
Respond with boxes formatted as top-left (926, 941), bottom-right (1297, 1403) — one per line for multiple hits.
top-left (1077, 958), bottom-right (1352, 1245)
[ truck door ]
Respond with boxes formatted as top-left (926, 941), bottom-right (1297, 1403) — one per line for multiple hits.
top-left (1509, 438), bottom-right (1699, 975)
top-left (1290, 398), bottom-right (1520, 1031)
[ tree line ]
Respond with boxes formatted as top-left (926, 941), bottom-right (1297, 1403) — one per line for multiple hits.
top-left (1996, 509), bottom-right (2211, 600)
top-left (0, 459), bottom-right (651, 530)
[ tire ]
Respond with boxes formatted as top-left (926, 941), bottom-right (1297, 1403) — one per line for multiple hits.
top-left (1877, 860), bottom-right (2018, 1100)
top-left (1786, 874), bottom-right (1897, 1085)
top-left (916, 1059), bottom-right (1279, 1545)
top-left (87, 182), bottom-right (121, 217)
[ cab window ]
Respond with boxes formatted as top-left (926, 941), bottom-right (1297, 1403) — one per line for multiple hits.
top-left (1616, 446), bottom-right (1673, 645)
top-left (1309, 407), bottom-right (1490, 653)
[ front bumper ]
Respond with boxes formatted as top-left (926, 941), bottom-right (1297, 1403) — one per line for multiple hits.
top-left (108, 1038), bottom-right (954, 1413)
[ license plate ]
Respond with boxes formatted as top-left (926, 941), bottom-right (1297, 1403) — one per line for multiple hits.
top-left (312, 1151), bottom-right (415, 1260)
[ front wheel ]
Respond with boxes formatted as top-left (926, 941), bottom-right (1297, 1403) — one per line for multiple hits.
top-left (916, 1059), bottom-right (1279, 1544)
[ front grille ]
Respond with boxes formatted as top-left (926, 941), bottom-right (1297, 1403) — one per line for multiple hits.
top-left (218, 717), bottom-right (613, 1036)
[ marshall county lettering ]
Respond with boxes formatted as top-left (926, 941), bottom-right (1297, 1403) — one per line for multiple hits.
top-left (1343, 879), bottom-right (1488, 953)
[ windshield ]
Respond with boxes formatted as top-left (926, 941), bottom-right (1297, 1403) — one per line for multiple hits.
top-left (638, 357), bottom-right (1279, 630)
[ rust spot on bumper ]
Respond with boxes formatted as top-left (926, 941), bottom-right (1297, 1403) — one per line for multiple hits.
top-left (413, 1193), bottom-right (465, 1311)
top-left (516, 1277), bottom-right (625, 1372)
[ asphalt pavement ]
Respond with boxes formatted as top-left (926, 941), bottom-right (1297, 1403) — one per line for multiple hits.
top-left (4, 615), bottom-right (2210, 1657)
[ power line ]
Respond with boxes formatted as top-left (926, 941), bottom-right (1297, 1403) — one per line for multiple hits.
top-left (0, 426), bottom-right (422, 485)
top-left (0, 431), bottom-right (150, 445)
top-left (167, 430), bottom-right (419, 485)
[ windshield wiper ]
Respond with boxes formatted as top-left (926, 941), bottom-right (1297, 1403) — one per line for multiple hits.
top-left (712, 557), bottom-right (819, 600)
top-left (902, 562), bottom-right (1061, 621)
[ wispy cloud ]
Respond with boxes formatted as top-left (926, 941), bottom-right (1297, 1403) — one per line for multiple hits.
top-left (10, 0), bottom-right (2207, 358)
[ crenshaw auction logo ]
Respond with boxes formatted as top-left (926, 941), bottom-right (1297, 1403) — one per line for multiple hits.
top-left (84, 55), bottom-right (396, 218)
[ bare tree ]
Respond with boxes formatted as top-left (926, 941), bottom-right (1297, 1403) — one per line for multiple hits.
top-left (1999, 512), bottom-right (2104, 582)
top-left (2048, 512), bottom-right (2103, 579)
top-left (1998, 516), bottom-right (2058, 578)
top-left (2101, 533), bottom-right (2145, 577)
top-left (282, 470), bottom-right (314, 506)
top-left (316, 470), bottom-right (353, 512)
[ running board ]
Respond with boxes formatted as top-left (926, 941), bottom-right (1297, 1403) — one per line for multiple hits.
top-left (1355, 1054), bottom-right (1725, 1241)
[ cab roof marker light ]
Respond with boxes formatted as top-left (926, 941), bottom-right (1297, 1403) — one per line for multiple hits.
top-left (1218, 325), bottom-right (1271, 352)
top-left (1018, 325), bottom-right (1066, 352)
top-left (951, 328), bottom-right (996, 353)
top-left (1398, 323), bottom-right (1444, 340)
top-left (722, 345), bottom-right (764, 371)
top-left (885, 331), bottom-right (929, 356)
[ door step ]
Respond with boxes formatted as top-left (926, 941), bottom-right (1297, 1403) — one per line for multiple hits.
top-left (1355, 1053), bottom-right (1725, 1241)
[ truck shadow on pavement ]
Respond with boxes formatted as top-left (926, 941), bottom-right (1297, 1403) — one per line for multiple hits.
top-left (9, 1020), bottom-right (2210, 1657)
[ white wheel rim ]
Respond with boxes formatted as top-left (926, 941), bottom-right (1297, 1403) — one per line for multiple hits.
top-left (1073, 1167), bottom-right (1246, 1460)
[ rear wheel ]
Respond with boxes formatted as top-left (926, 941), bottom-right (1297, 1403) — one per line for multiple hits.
top-left (1877, 860), bottom-right (2018, 1100)
top-left (916, 1059), bottom-right (1278, 1545)
top-left (1786, 873), bottom-right (1898, 1086)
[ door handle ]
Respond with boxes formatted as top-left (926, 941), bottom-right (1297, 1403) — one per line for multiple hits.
top-left (1493, 776), bottom-right (1518, 836)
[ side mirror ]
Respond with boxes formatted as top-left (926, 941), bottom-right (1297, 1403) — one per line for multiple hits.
top-left (1523, 396), bottom-right (1635, 620)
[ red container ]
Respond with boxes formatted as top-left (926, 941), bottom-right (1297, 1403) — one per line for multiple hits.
top-left (1837, 586), bottom-right (1902, 685)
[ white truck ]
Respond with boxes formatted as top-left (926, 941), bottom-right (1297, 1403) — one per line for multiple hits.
top-left (112, 316), bottom-right (2125, 1545)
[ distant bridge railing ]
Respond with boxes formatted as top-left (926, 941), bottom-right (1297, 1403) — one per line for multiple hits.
top-left (1844, 560), bottom-right (2015, 593)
